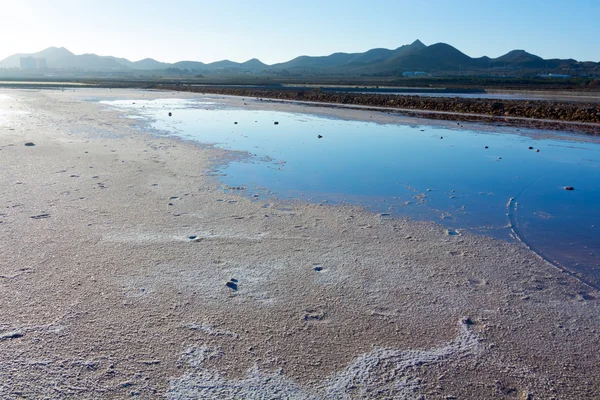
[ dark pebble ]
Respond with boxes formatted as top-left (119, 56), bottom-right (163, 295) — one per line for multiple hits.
top-left (230, 278), bottom-right (238, 283)
top-left (1, 330), bottom-right (24, 340)
top-left (274, 121), bottom-right (279, 125)
top-left (188, 235), bottom-right (198, 240)
top-left (168, 112), bottom-right (172, 117)
top-left (24, 142), bottom-right (35, 146)
top-left (564, 186), bottom-right (574, 191)
top-left (528, 146), bottom-right (534, 150)
top-left (234, 122), bottom-right (238, 124)
top-left (31, 213), bottom-right (51, 219)
top-left (314, 266), bottom-right (323, 272)
top-left (484, 146), bottom-right (488, 149)
top-left (535, 149), bottom-right (540, 152)
top-left (317, 135), bottom-right (323, 139)
top-left (225, 281), bottom-right (238, 291)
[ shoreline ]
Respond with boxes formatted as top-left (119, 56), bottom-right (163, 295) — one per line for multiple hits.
top-left (257, 96), bottom-right (600, 135)
top-left (1, 88), bottom-right (599, 398)
top-left (133, 89), bottom-right (600, 143)
top-left (151, 85), bottom-right (600, 135)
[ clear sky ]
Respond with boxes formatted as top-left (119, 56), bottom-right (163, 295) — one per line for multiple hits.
top-left (1, 0), bottom-right (599, 64)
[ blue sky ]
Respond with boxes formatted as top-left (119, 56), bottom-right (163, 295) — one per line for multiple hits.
top-left (1, 0), bottom-right (599, 64)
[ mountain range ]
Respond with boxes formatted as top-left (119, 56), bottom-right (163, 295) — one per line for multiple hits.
top-left (2, 40), bottom-right (598, 75)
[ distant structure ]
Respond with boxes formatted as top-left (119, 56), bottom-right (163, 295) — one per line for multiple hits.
top-left (20, 57), bottom-right (37, 69)
top-left (20, 57), bottom-right (47, 70)
top-left (537, 73), bottom-right (570, 79)
top-left (36, 58), bottom-right (47, 69)
top-left (402, 71), bottom-right (427, 77)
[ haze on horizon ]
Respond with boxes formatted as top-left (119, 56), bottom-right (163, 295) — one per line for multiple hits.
top-left (1, 0), bottom-right (599, 65)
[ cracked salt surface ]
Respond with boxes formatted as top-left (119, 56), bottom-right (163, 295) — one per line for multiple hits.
top-left (168, 319), bottom-right (480, 399)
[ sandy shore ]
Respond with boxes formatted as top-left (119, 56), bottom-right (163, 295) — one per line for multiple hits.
top-left (1, 88), bottom-right (599, 399)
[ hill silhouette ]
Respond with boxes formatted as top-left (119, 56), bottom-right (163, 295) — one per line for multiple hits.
top-left (1, 41), bottom-right (598, 75)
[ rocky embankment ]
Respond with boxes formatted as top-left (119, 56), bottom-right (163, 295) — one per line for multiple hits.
top-left (157, 85), bottom-right (600, 134)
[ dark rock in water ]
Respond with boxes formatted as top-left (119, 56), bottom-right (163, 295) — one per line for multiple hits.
top-left (564, 186), bottom-right (575, 191)
top-left (234, 122), bottom-right (238, 124)
top-left (528, 146), bottom-right (534, 150)
top-left (274, 121), bottom-right (279, 125)
top-left (440, 136), bottom-right (443, 139)
top-left (225, 281), bottom-right (238, 291)
top-left (317, 135), bottom-right (323, 139)
top-left (535, 149), bottom-right (540, 152)
top-left (484, 146), bottom-right (488, 149)
top-left (24, 142), bottom-right (35, 146)
top-left (168, 112), bottom-right (172, 117)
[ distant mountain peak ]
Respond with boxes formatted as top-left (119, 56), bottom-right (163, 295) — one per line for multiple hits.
top-left (42, 46), bottom-right (74, 54)
top-left (35, 46), bottom-right (75, 59)
top-left (411, 39), bottom-right (426, 48)
top-left (496, 49), bottom-right (543, 64)
top-left (241, 58), bottom-right (267, 68)
top-left (505, 49), bottom-right (530, 56)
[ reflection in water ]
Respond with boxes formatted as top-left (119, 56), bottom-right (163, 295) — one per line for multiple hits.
top-left (103, 98), bottom-right (600, 287)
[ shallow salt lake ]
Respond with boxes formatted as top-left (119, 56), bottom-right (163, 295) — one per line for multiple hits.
top-left (103, 98), bottom-right (600, 287)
